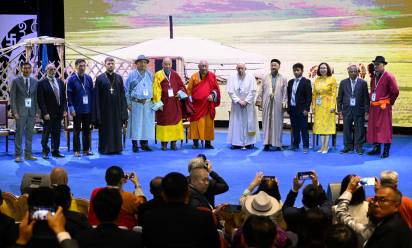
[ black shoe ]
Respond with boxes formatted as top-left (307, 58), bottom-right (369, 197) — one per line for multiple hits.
top-left (367, 144), bottom-right (381, 155)
top-left (42, 153), bottom-right (50, 160)
top-left (230, 145), bottom-right (241, 150)
top-left (289, 146), bottom-right (298, 151)
top-left (356, 148), bottom-right (364, 155)
top-left (263, 145), bottom-right (270, 151)
top-left (52, 152), bottom-right (65, 158)
top-left (340, 148), bottom-right (353, 154)
top-left (245, 144), bottom-right (254, 149)
top-left (83, 151), bottom-right (94, 156)
top-left (381, 144), bottom-right (390, 158)
top-left (192, 139), bottom-right (199, 149)
top-left (141, 145), bottom-right (152, 151)
top-left (274, 146), bottom-right (283, 151)
top-left (205, 144), bottom-right (214, 149)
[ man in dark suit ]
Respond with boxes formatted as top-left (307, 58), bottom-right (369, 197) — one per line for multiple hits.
top-left (77, 187), bottom-right (142, 248)
top-left (282, 171), bottom-right (332, 234)
top-left (137, 176), bottom-right (164, 225)
top-left (287, 63), bottom-right (312, 153)
top-left (364, 185), bottom-right (411, 248)
top-left (337, 64), bottom-right (369, 154)
top-left (10, 62), bottom-right (38, 162)
top-left (189, 165), bottom-right (213, 210)
top-left (142, 172), bottom-right (220, 248)
top-left (37, 64), bottom-right (67, 159)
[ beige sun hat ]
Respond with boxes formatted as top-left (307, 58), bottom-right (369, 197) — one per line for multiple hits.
top-left (244, 191), bottom-right (281, 216)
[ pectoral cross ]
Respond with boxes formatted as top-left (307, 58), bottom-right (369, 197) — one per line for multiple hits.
top-left (110, 87), bottom-right (114, 94)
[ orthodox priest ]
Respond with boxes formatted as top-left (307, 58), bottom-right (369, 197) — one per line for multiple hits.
top-left (367, 56), bottom-right (399, 158)
top-left (92, 57), bottom-right (128, 154)
top-left (152, 57), bottom-right (188, 150)
top-left (227, 63), bottom-right (259, 149)
top-left (256, 59), bottom-right (288, 151)
top-left (125, 55), bottom-right (154, 152)
top-left (187, 60), bottom-right (220, 149)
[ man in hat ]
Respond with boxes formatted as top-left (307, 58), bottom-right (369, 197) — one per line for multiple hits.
top-left (256, 59), bottom-right (288, 151)
top-left (92, 57), bottom-right (128, 154)
top-left (367, 56), bottom-right (399, 158)
top-left (187, 60), bottom-right (220, 149)
top-left (152, 57), bottom-right (188, 150)
top-left (125, 55), bottom-right (155, 152)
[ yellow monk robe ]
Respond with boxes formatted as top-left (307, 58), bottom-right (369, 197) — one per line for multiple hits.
top-left (152, 69), bottom-right (186, 141)
top-left (187, 71), bottom-right (220, 141)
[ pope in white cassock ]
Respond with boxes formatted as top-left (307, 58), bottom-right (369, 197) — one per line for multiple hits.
top-left (227, 63), bottom-right (259, 149)
top-left (125, 55), bottom-right (155, 152)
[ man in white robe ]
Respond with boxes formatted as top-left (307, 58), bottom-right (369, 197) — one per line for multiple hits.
top-left (256, 59), bottom-right (288, 151)
top-left (227, 63), bottom-right (259, 149)
top-left (125, 55), bottom-right (155, 152)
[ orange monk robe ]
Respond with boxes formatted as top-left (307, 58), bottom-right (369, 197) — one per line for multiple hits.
top-left (187, 72), bottom-right (220, 141)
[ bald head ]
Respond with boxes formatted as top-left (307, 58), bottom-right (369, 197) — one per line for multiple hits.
top-left (50, 167), bottom-right (68, 186)
top-left (198, 60), bottom-right (209, 76)
top-left (236, 63), bottom-right (246, 77)
top-left (46, 63), bottom-right (57, 78)
top-left (189, 167), bottom-right (209, 194)
top-left (162, 57), bottom-right (173, 73)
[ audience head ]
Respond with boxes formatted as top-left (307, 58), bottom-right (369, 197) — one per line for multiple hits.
top-left (300, 208), bottom-right (331, 248)
top-left (339, 174), bottom-right (365, 205)
top-left (50, 167), bottom-right (68, 186)
top-left (105, 166), bottom-right (125, 187)
top-left (243, 215), bottom-right (277, 248)
top-left (161, 172), bottom-right (189, 203)
top-left (93, 187), bottom-right (122, 223)
top-left (189, 167), bottom-right (209, 194)
top-left (149, 176), bottom-right (163, 198)
top-left (302, 184), bottom-right (326, 208)
top-left (28, 187), bottom-right (55, 211)
top-left (380, 170), bottom-right (399, 187)
top-left (53, 185), bottom-right (72, 211)
top-left (371, 185), bottom-right (402, 220)
top-left (254, 177), bottom-right (281, 202)
top-left (187, 157), bottom-right (207, 173)
top-left (325, 224), bottom-right (358, 248)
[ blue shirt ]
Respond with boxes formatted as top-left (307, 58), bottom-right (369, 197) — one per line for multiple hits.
top-left (67, 73), bottom-right (93, 114)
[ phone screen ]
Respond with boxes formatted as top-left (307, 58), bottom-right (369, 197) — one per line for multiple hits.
top-left (359, 177), bottom-right (375, 186)
top-left (297, 171), bottom-right (313, 180)
top-left (224, 204), bottom-right (242, 213)
top-left (30, 207), bottom-right (55, 220)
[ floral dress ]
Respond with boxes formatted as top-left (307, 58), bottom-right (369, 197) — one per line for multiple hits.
top-left (312, 76), bottom-right (337, 134)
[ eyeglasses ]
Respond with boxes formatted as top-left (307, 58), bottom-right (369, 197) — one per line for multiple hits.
top-left (371, 196), bottom-right (397, 206)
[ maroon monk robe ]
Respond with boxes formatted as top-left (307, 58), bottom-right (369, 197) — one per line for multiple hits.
top-left (190, 72), bottom-right (221, 122)
top-left (367, 71), bottom-right (399, 144)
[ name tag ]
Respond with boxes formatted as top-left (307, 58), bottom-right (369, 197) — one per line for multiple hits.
top-left (350, 97), bottom-right (356, 106)
top-left (25, 98), bottom-right (32, 108)
top-left (143, 89), bottom-right (149, 96)
top-left (371, 93), bottom-right (376, 102)
top-left (168, 88), bottom-right (174, 97)
top-left (316, 97), bottom-right (322, 105)
top-left (83, 96), bottom-right (89, 104)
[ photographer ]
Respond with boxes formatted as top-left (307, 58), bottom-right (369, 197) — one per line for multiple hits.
top-left (88, 166), bottom-right (146, 229)
top-left (188, 155), bottom-right (229, 208)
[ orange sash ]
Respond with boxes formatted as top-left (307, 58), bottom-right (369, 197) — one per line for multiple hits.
top-left (371, 98), bottom-right (390, 110)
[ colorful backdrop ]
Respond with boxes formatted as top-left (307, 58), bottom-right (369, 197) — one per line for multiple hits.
top-left (64, 0), bottom-right (412, 126)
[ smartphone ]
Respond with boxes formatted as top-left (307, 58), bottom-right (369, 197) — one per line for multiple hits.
top-left (197, 154), bottom-right (207, 162)
top-left (297, 171), bottom-right (313, 180)
top-left (263, 176), bottom-right (277, 181)
top-left (224, 204), bottom-right (242, 213)
top-left (359, 177), bottom-right (375, 186)
top-left (30, 207), bottom-right (55, 221)
top-left (124, 173), bottom-right (134, 180)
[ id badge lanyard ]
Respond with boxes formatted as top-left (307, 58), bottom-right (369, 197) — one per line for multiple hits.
top-left (164, 71), bottom-right (174, 97)
top-left (77, 73), bottom-right (88, 104)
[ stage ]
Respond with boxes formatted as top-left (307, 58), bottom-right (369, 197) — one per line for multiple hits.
top-left (0, 129), bottom-right (411, 206)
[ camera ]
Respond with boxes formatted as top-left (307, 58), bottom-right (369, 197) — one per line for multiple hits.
top-left (263, 176), bottom-right (277, 181)
top-left (223, 204), bottom-right (242, 213)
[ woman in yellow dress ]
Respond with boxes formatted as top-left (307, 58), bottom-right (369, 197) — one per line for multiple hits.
top-left (312, 62), bottom-right (337, 153)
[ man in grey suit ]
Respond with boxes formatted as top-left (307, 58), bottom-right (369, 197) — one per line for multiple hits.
top-left (337, 64), bottom-right (369, 154)
top-left (10, 62), bottom-right (38, 162)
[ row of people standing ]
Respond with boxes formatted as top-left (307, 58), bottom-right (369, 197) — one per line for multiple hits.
top-left (227, 56), bottom-right (399, 158)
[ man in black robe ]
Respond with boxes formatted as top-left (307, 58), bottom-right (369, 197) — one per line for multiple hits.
top-left (92, 57), bottom-right (128, 154)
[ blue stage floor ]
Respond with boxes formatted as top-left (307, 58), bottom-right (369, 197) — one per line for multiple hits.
top-left (1, 130), bottom-right (411, 206)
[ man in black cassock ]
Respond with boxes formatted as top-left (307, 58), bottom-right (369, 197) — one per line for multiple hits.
top-left (92, 57), bottom-right (128, 154)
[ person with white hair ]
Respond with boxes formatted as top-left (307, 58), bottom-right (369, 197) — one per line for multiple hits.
top-left (227, 63), bottom-right (259, 149)
top-left (186, 60), bottom-right (220, 149)
top-left (337, 64), bottom-right (369, 155)
top-left (37, 63), bottom-right (67, 159)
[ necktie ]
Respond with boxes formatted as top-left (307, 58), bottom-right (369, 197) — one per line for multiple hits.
top-left (51, 79), bottom-right (60, 105)
top-left (25, 78), bottom-right (29, 95)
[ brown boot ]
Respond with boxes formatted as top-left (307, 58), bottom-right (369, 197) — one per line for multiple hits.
top-left (161, 142), bottom-right (167, 151)
top-left (170, 141), bottom-right (177, 150)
